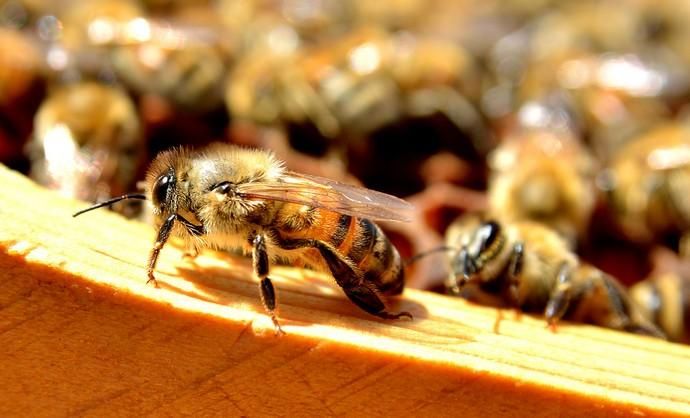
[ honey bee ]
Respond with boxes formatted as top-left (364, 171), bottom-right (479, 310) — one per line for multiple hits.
top-left (444, 215), bottom-right (665, 337)
top-left (105, 9), bottom-right (234, 111)
top-left (73, 143), bottom-right (413, 332)
top-left (599, 122), bottom-right (690, 245)
top-left (226, 26), bottom-right (487, 153)
top-left (630, 268), bottom-right (690, 344)
top-left (48, 0), bottom-right (232, 111)
top-left (488, 128), bottom-right (597, 246)
top-left (27, 81), bottom-right (143, 203)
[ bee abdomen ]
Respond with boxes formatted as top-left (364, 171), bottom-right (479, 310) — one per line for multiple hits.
top-left (349, 219), bottom-right (404, 296)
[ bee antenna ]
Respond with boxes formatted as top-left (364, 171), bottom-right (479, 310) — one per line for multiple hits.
top-left (72, 193), bottom-right (147, 217)
top-left (405, 245), bottom-right (458, 266)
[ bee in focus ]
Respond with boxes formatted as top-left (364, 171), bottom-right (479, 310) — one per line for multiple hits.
top-left (73, 143), bottom-right (413, 332)
top-left (630, 252), bottom-right (690, 344)
top-left (226, 25), bottom-right (486, 153)
top-left (488, 128), bottom-right (597, 246)
top-left (443, 215), bottom-right (664, 337)
top-left (600, 122), bottom-right (690, 246)
top-left (27, 81), bottom-right (143, 204)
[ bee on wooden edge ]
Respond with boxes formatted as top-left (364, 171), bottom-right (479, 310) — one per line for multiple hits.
top-left (73, 143), bottom-right (414, 334)
top-left (408, 215), bottom-right (665, 338)
top-left (442, 215), bottom-right (665, 338)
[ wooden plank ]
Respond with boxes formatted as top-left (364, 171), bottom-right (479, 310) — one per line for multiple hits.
top-left (0, 163), bottom-right (689, 417)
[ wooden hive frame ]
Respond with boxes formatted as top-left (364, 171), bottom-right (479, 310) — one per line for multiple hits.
top-left (1, 163), bottom-right (689, 417)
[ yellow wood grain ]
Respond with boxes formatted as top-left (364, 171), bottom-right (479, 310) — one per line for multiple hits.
top-left (0, 163), bottom-right (689, 417)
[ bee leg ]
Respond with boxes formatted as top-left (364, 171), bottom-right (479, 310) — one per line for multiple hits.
top-left (146, 214), bottom-right (176, 288)
top-left (276, 237), bottom-right (412, 320)
top-left (544, 262), bottom-right (573, 331)
top-left (182, 248), bottom-right (199, 261)
top-left (321, 246), bottom-right (413, 321)
top-left (252, 235), bottom-right (285, 335)
top-left (506, 242), bottom-right (524, 307)
top-left (591, 273), bottom-right (666, 339)
top-left (446, 246), bottom-right (470, 294)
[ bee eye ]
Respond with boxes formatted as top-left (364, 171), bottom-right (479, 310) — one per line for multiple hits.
top-left (480, 221), bottom-right (501, 251)
top-left (152, 172), bottom-right (174, 209)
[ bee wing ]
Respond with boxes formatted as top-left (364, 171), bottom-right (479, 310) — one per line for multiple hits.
top-left (237, 172), bottom-right (414, 222)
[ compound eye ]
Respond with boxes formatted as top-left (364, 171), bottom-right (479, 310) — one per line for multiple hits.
top-left (152, 173), bottom-right (173, 209)
top-left (480, 221), bottom-right (501, 251)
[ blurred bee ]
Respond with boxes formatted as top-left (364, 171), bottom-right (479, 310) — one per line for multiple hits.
top-left (39, 0), bottom-right (144, 82)
top-left (0, 27), bottom-right (44, 167)
top-left (488, 5), bottom-right (688, 160)
top-left (444, 215), bottom-right (664, 337)
top-left (0, 27), bottom-right (43, 106)
top-left (630, 266), bottom-right (690, 344)
top-left (599, 122), bottom-right (690, 246)
top-left (27, 81), bottom-right (143, 204)
top-left (105, 7), bottom-right (235, 111)
top-left (227, 26), bottom-right (487, 154)
top-left (488, 127), bottom-right (597, 246)
top-left (47, 0), bottom-right (232, 111)
top-left (73, 143), bottom-right (413, 332)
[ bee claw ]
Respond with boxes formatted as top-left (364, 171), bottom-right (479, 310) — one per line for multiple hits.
top-left (384, 311), bottom-right (413, 320)
top-left (146, 274), bottom-right (159, 288)
top-left (547, 320), bottom-right (558, 333)
top-left (271, 317), bottom-right (285, 336)
top-left (182, 252), bottom-right (198, 261)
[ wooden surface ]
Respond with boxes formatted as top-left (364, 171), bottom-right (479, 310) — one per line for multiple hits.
top-left (1, 163), bottom-right (690, 418)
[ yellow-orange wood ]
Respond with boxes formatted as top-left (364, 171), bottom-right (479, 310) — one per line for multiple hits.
top-left (0, 163), bottom-right (689, 417)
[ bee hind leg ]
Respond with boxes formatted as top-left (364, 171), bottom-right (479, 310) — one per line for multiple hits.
top-left (276, 236), bottom-right (412, 321)
top-left (320, 244), bottom-right (412, 320)
top-left (252, 235), bottom-right (285, 335)
top-left (342, 283), bottom-right (413, 320)
top-left (592, 273), bottom-right (666, 339)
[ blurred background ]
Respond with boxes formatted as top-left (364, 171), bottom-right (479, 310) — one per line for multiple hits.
top-left (1, 0), bottom-right (689, 340)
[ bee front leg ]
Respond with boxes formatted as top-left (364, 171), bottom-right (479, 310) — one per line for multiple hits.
top-left (252, 234), bottom-right (284, 335)
top-left (544, 262), bottom-right (573, 330)
top-left (147, 214), bottom-right (176, 287)
top-left (506, 242), bottom-right (524, 307)
top-left (446, 245), bottom-right (470, 295)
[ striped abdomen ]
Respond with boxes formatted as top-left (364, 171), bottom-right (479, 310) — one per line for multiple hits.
top-left (277, 205), bottom-right (404, 295)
